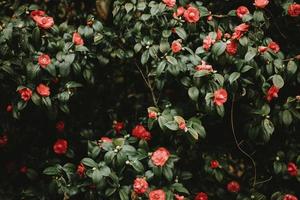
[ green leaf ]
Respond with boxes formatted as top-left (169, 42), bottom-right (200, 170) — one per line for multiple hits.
top-left (287, 61), bottom-right (297, 75)
top-left (43, 166), bottom-right (60, 175)
top-left (273, 161), bottom-right (282, 174)
top-left (32, 27), bottom-right (41, 49)
top-left (92, 169), bottom-right (103, 183)
top-left (160, 39), bottom-right (170, 53)
top-left (81, 158), bottom-right (97, 167)
top-left (262, 118), bottom-right (274, 135)
top-left (125, 3), bottom-right (134, 13)
top-left (163, 166), bottom-right (173, 181)
top-left (245, 47), bottom-right (257, 61)
top-left (188, 128), bottom-right (199, 140)
top-left (166, 56), bottom-right (177, 65)
top-left (282, 110), bottom-right (292, 126)
top-left (175, 27), bottom-right (187, 40)
top-left (212, 42), bottom-right (226, 56)
top-left (164, 121), bottom-right (179, 131)
top-left (253, 10), bottom-right (265, 22)
top-left (131, 160), bottom-right (144, 173)
top-left (272, 74), bottom-right (284, 88)
top-left (172, 183), bottom-right (189, 194)
top-left (119, 188), bottom-right (129, 200)
top-left (228, 72), bottom-right (240, 84)
top-left (141, 50), bottom-right (150, 64)
top-left (188, 87), bottom-right (199, 101)
top-left (65, 81), bottom-right (83, 89)
top-left (216, 105), bottom-right (225, 117)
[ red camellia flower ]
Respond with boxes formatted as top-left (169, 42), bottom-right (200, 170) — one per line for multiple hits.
top-left (0, 135), bottom-right (8, 147)
top-left (216, 29), bottom-right (223, 41)
top-left (101, 137), bottom-right (113, 143)
top-left (151, 147), bottom-right (170, 167)
top-left (56, 121), bottom-right (65, 133)
top-left (266, 85), bottom-right (279, 101)
top-left (226, 40), bottom-right (238, 56)
top-left (77, 163), bottom-right (85, 177)
top-left (195, 60), bottom-right (213, 72)
top-left (132, 125), bottom-right (151, 140)
top-left (236, 6), bottom-right (250, 19)
top-left (173, 6), bottom-right (185, 18)
top-left (258, 46), bottom-right (268, 53)
top-left (113, 121), bottom-right (125, 133)
top-left (133, 178), bottom-right (149, 194)
top-left (162, 0), bottom-right (175, 8)
top-left (149, 189), bottom-right (166, 200)
top-left (213, 88), bottom-right (228, 106)
top-left (288, 3), bottom-right (300, 17)
top-left (30, 10), bottom-right (46, 20)
top-left (254, 0), bottom-right (269, 8)
top-left (148, 111), bottom-right (158, 119)
top-left (38, 54), bottom-right (51, 68)
top-left (183, 6), bottom-right (200, 23)
top-left (232, 23), bottom-right (250, 40)
top-left (283, 194), bottom-right (298, 200)
top-left (34, 16), bottom-right (54, 29)
top-left (210, 160), bottom-right (220, 169)
top-left (194, 192), bottom-right (208, 200)
top-left (175, 194), bottom-right (185, 200)
top-left (36, 84), bottom-right (50, 97)
top-left (18, 88), bottom-right (33, 101)
top-left (227, 181), bottom-right (240, 193)
top-left (6, 104), bottom-right (13, 112)
top-left (268, 41), bottom-right (280, 53)
top-left (53, 139), bottom-right (68, 154)
top-left (19, 166), bottom-right (28, 174)
top-left (73, 32), bottom-right (84, 45)
top-left (287, 162), bottom-right (298, 176)
top-left (172, 40), bottom-right (182, 53)
top-left (203, 35), bottom-right (215, 51)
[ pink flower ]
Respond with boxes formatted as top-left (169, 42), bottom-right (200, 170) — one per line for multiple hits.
top-left (258, 46), bottom-right (268, 53)
top-left (268, 41), bottom-right (280, 53)
top-left (194, 192), bottom-right (208, 200)
top-left (149, 189), bottom-right (166, 200)
top-left (30, 10), bottom-right (45, 20)
top-left (151, 147), bottom-right (170, 167)
top-left (183, 6), bottom-right (200, 23)
top-left (288, 3), bottom-right (300, 17)
top-left (171, 40), bottom-right (182, 53)
top-left (73, 32), bottom-right (84, 45)
top-left (175, 194), bottom-right (185, 200)
top-left (173, 7), bottom-right (185, 18)
top-left (254, 0), bottom-right (269, 8)
top-left (101, 137), bottom-right (113, 143)
top-left (195, 60), bottom-right (213, 72)
top-left (132, 125), bottom-right (151, 140)
top-left (133, 178), bottom-right (148, 194)
top-left (227, 181), bottom-right (240, 193)
top-left (18, 88), bottom-right (32, 101)
top-left (36, 84), bottom-right (50, 97)
top-left (213, 88), bottom-right (228, 106)
top-left (226, 40), bottom-right (238, 56)
top-left (148, 111), bottom-right (158, 119)
top-left (162, 0), bottom-right (176, 8)
top-left (216, 29), bottom-right (223, 41)
top-left (266, 85), bottom-right (279, 101)
top-left (38, 54), bottom-right (51, 68)
top-left (287, 162), bottom-right (298, 176)
top-left (203, 35), bottom-right (215, 51)
top-left (33, 16), bottom-right (54, 29)
top-left (236, 6), bottom-right (250, 19)
top-left (232, 23), bottom-right (250, 40)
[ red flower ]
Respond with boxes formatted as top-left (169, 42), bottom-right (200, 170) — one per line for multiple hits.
top-left (132, 125), bottom-right (151, 140)
top-left (0, 135), bottom-right (8, 147)
top-left (195, 61), bottom-right (213, 72)
top-left (210, 160), bottom-right (219, 169)
top-left (232, 23), bottom-right (250, 40)
top-left (227, 181), bottom-right (240, 193)
top-left (101, 137), bottom-right (113, 143)
top-left (226, 40), bottom-right (238, 56)
top-left (213, 88), bottom-right (228, 106)
top-left (151, 147), bottom-right (170, 167)
top-left (194, 192), bottom-right (208, 200)
top-left (254, 0), bottom-right (269, 8)
top-left (268, 41), bottom-right (280, 53)
top-left (33, 16), bottom-right (54, 29)
top-left (18, 88), bottom-right (32, 101)
top-left (288, 4), bottom-right (300, 17)
top-left (162, 0), bottom-right (175, 8)
top-left (6, 104), bottom-right (13, 112)
top-left (36, 84), bottom-right (50, 97)
top-left (266, 85), bottom-right (279, 102)
top-left (149, 189), bottom-right (166, 200)
top-left (216, 29), bottom-right (223, 41)
top-left (53, 139), bottom-right (68, 154)
top-left (133, 178), bottom-right (148, 194)
top-left (236, 6), bottom-right (250, 19)
top-left (56, 121), bottom-right (65, 133)
top-left (19, 166), bottom-right (28, 174)
top-left (73, 32), bottom-right (84, 45)
top-left (203, 35), bottom-right (215, 51)
top-left (183, 7), bottom-right (200, 23)
top-left (173, 7), bottom-right (185, 18)
top-left (287, 162), bottom-right (298, 176)
top-left (77, 163), bottom-right (85, 177)
top-left (148, 111), bottom-right (158, 119)
top-left (38, 54), bottom-right (51, 68)
top-left (172, 40), bottom-right (182, 53)
top-left (30, 10), bottom-right (46, 20)
top-left (283, 194), bottom-right (298, 200)
top-left (258, 46), bottom-right (268, 53)
top-left (175, 194), bottom-right (185, 200)
top-left (113, 121), bottom-right (125, 133)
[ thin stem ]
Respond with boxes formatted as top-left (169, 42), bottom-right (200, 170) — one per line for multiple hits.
top-left (254, 176), bottom-right (272, 186)
top-left (230, 94), bottom-right (257, 187)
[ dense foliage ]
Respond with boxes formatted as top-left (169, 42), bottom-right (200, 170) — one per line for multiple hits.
top-left (0, 0), bottom-right (300, 199)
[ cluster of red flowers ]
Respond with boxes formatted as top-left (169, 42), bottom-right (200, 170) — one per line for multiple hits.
top-left (132, 125), bottom-right (152, 140)
top-left (288, 3), bottom-right (300, 17)
top-left (172, 5), bottom-right (200, 23)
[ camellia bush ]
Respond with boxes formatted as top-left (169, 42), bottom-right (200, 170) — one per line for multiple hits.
top-left (1, 0), bottom-right (300, 199)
